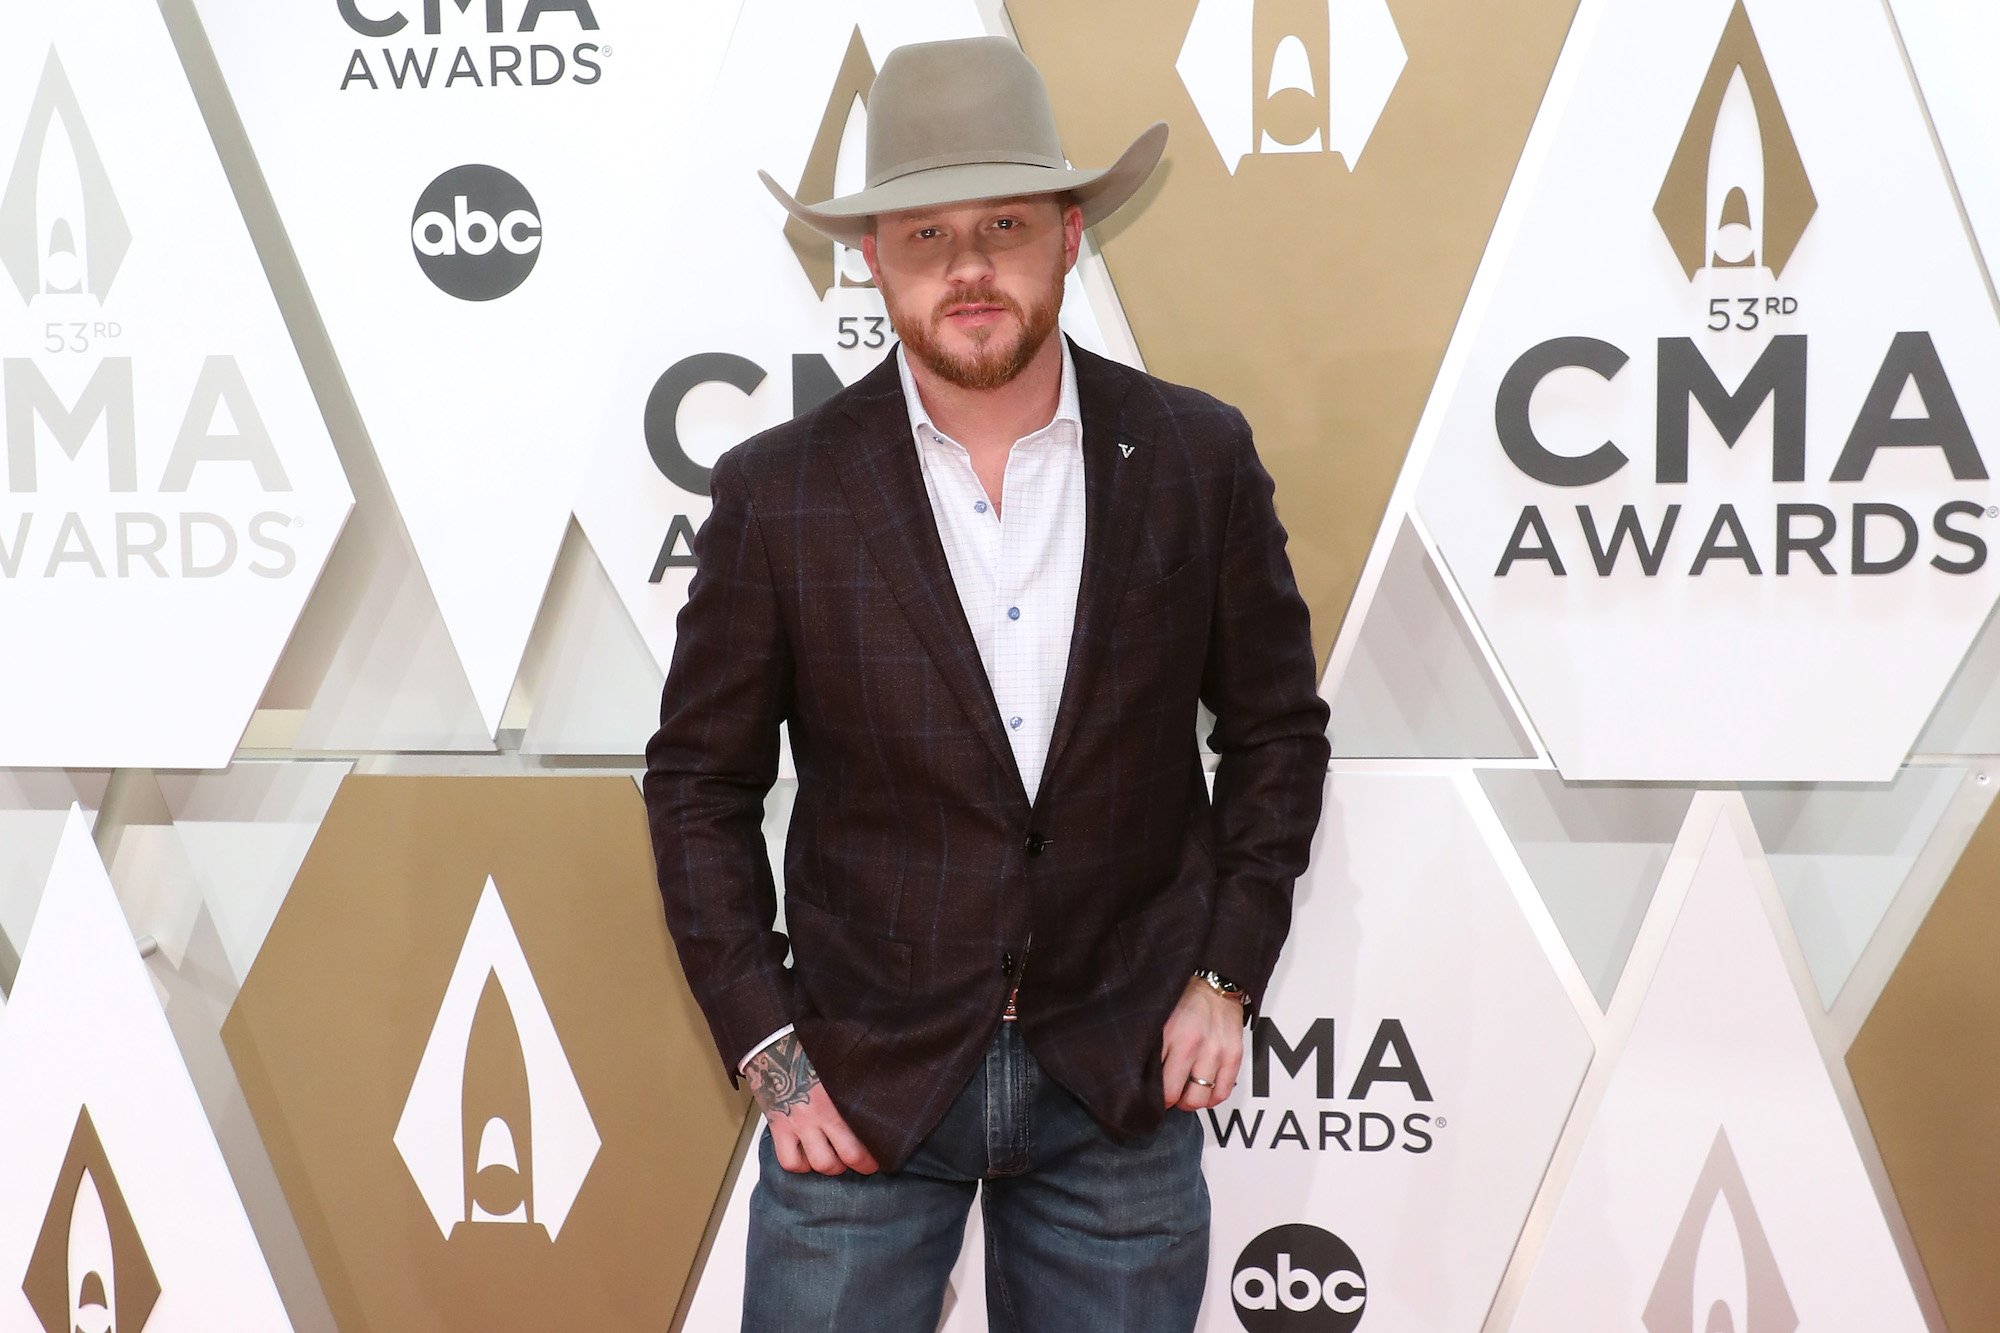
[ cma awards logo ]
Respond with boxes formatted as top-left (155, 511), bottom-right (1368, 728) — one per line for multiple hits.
top-left (1642, 1129), bottom-right (1798, 1333)
top-left (411, 164), bottom-right (543, 301)
top-left (20, 1107), bottom-right (160, 1333)
top-left (1231, 1224), bottom-right (1367, 1332)
top-left (338, 0), bottom-right (605, 92)
top-left (1205, 1016), bottom-right (1440, 1154)
top-left (394, 877), bottom-right (600, 1243)
top-left (1492, 0), bottom-right (1991, 583)
top-left (0, 49), bottom-right (303, 583)
top-left (783, 26), bottom-right (877, 302)
top-left (1651, 3), bottom-right (1815, 283)
top-left (1177, 0), bottom-right (1407, 174)
top-left (0, 52), bottom-right (127, 302)
top-left (639, 24), bottom-right (883, 581)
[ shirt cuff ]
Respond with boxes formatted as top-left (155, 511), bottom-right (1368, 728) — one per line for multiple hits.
top-left (738, 1024), bottom-right (796, 1074)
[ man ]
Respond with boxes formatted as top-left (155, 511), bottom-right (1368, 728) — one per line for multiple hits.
top-left (645, 36), bottom-right (1329, 1332)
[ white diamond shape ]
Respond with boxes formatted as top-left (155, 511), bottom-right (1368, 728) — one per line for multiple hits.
top-left (0, 809), bottom-right (292, 1327)
top-left (1177, 0), bottom-right (1406, 174)
top-left (1412, 0), bottom-right (2000, 780)
top-left (0, 5), bottom-right (351, 768)
top-left (393, 877), bottom-right (599, 1242)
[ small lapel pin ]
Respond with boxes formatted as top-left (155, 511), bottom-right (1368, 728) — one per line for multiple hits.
top-left (1117, 442), bottom-right (1134, 458)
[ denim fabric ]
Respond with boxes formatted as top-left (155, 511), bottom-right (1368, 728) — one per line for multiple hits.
top-left (743, 1022), bottom-right (1210, 1332)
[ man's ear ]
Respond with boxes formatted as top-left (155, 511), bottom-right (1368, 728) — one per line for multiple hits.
top-left (861, 230), bottom-right (881, 286)
top-left (1061, 202), bottom-right (1083, 272)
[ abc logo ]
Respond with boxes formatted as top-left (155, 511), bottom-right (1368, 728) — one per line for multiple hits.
top-left (1231, 1224), bottom-right (1367, 1332)
top-left (410, 164), bottom-right (542, 301)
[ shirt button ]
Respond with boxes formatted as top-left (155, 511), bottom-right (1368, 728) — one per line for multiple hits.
top-left (974, 500), bottom-right (989, 514)
top-left (1007, 606), bottom-right (1021, 621)
top-left (1009, 716), bottom-right (1023, 729)
top-left (1024, 833), bottom-right (1047, 856)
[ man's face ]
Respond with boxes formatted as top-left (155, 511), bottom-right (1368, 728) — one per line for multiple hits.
top-left (862, 196), bottom-right (1082, 391)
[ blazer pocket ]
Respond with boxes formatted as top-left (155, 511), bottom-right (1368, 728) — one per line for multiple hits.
top-left (1114, 557), bottom-right (1204, 626)
top-left (784, 894), bottom-right (914, 1003)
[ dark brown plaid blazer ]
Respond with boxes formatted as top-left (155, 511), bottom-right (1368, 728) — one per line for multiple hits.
top-left (644, 341), bottom-right (1330, 1171)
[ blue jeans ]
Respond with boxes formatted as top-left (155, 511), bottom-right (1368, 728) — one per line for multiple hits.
top-left (743, 1022), bottom-right (1210, 1331)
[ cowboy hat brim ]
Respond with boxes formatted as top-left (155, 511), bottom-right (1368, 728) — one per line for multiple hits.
top-left (759, 121), bottom-right (1167, 248)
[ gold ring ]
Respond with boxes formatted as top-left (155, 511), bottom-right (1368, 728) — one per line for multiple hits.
top-left (1189, 1076), bottom-right (1216, 1088)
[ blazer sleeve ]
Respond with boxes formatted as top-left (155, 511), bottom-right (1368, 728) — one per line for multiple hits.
top-left (643, 445), bottom-right (798, 1080)
top-left (1197, 411), bottom-right (1333, 999)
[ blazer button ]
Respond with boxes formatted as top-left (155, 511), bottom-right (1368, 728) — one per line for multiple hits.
top-left (1001, 952), bottom-right (1016, 976)
top-left (1024, 833), bottom-right (1047, 856)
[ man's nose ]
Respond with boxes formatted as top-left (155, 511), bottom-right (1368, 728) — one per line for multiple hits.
top-left (943, 237), bottom-right (997, 282)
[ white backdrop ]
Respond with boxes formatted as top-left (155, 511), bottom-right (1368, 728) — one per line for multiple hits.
top-left (4, 0), bottom-right (2000, 1328)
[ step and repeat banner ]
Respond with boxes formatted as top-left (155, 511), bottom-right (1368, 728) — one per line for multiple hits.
top-left (4, 0), bottom-right (2000, 1329)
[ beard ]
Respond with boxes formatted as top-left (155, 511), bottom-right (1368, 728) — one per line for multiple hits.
top-left (881, 262), bottom-right (1064, 391)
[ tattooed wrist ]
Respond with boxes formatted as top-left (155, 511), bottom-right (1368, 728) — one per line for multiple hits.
top-left (746, 1033), bottom-right (819, 1115)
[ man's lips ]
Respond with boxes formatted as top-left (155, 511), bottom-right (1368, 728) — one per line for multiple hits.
top-left (939, 302), bottom-right (1013, 335)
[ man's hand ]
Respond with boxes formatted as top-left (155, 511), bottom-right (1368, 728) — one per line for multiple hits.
top-left (745, 1033), bottom-right (880, 1175)
top-left (1161, 975), bottom-right (1246, 1111)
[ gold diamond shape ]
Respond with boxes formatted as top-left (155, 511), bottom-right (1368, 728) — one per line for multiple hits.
top-left (22, 1106), bottom-right (160, 1333)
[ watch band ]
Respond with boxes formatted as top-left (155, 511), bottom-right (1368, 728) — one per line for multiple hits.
top-left (1194, 967), bottom-right (1253, 1010)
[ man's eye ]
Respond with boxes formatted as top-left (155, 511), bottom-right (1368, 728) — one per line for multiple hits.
top-left (993, 218), bottom-right (1018, 230)
top-left (915, 227), bottom-right (941, 240)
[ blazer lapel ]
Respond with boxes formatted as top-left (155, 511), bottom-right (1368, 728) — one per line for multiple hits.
top-left (1041, 343), bottom-right (1150, 795)
top-left (829, 353), bottom-right (1027, 804)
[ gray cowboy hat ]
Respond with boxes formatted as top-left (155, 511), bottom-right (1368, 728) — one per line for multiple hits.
top-left (760, 36), bottom-right (1167, 247)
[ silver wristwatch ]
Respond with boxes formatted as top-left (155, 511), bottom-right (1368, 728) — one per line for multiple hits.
top-left (1194, 967), bottom-right (1253, 1020)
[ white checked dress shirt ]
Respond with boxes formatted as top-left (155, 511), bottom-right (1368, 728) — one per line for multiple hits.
top-left (900, 342), bottom-right (1086, 803)
top-left (742, 342), bottom-right (1087, 1067)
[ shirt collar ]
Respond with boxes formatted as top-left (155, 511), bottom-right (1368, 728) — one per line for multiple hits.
top-left (896, 338), bottom-right (1081, 448)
